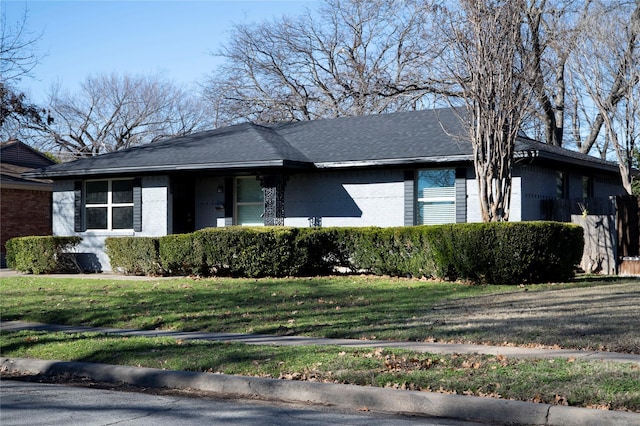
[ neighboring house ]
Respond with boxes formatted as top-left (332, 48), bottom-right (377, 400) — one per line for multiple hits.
top-left (24, 108), bottom-right (626, 271)
top-left (1, 140), bottom-right (56, 267)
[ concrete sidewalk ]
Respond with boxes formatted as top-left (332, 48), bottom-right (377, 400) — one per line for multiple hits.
top-left (2, 320), bottom-right (640, 425)
top-left (3, 320), bottom-right (640, 365)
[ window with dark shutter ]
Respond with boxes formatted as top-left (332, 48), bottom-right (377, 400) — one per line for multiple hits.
top-left (75, 178), bottom-right (139, 231)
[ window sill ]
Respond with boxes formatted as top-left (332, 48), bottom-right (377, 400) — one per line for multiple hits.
top-left (81, 230), bottom-right (136, 237)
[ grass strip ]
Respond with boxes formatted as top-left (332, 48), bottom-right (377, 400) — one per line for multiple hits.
top-left (1, 330), bottom-right (639, 412)
top-left (3, 275), bottom-right (636, 353)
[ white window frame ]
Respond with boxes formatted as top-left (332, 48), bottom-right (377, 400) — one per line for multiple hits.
top-left (85, 178), bottom-right (134, 231)
top-left (234, 176), bottom-right (264, 226)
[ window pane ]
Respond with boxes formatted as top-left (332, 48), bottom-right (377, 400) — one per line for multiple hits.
top-left (556, 172), bottom-right (566, 199)
top-left (416, 169), bottom-right (456, 225)
top-left (418, 170), bottom-right (455, 192)
top-left (112, 206), bottom-right (133, 229)
top-left (86, 207), bottom-right (107, 229)
top-left (582, 176), bottom-right (593, 198)
top-left (112, 180), bottom-right (134, 203)
top-left (237, 178), bottom-right (263, 203)
top-left (238, 205), bottom-right (264, 226)
top-left (418, 202), bottom-right (456, 225)
top-left (86, 181), bottom-right (108, 204)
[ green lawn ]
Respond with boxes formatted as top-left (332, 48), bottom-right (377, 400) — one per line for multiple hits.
top-left (2, 274), bottom-right (639, 411)
top-left (1, 275), bottom-right (517, 339)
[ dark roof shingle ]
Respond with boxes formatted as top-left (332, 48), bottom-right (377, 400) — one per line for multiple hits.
top-left (25, 108), bottom-right (618, 178)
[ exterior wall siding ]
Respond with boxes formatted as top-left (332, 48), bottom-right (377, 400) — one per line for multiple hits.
top-left (47, 165), bottom-right (625, 272)
top-left (284, 169), bottom-right (405, 227)
top-left (593, 175), bottom-right (626, 198)
top-left (1, 187), bottom-right (52, 264)
top-left (518, 164), bottom-right (625, 220)
top-left (52, 180), bottom-right (76, 236)
top-left (518, 165), bottom-right (557, 221)
top-left (52, 176), bottom-right (169, 272)
top-left (140, 176), bottom-right (170, 237)
top-left (466, 179), bottom-right (482, 222)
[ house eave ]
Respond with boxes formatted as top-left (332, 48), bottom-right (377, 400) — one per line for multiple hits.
top-left (24, 159), bottom-right (313, 179)
top-left (0, 181), bottom-right (53, 191)
top-left (521, 149), bottom-right (620, 174)
top-left (314, 155), bottom-right (474, 169)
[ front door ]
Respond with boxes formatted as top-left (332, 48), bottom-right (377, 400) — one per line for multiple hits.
top-left (172, 176), bottom-right (195, 234)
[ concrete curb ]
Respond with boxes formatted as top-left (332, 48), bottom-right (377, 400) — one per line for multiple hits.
top-left (3, 357), bottom-right (639, 426)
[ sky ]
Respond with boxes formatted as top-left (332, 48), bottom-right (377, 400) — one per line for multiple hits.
top-left (3, 0), bottom-right (318, 105)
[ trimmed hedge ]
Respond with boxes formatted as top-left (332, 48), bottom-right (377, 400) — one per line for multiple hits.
top-left (5, 236), bottom-right (82, 274)
top-left (105, 237), bottom-right (161, 276)
top-left (423, 222), bottom-right (584, 284)
top-left (104, 222), bottom-right (584, 283)
top-left (159, 233), bottom-right (204, 276)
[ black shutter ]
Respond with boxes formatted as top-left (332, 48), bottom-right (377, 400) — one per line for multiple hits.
top-left (74, 181), bottom-right (84, 232)
top-left (133, 178), bottom-right (142, 232)
top-left (224, 177), bottom-right (233, 219)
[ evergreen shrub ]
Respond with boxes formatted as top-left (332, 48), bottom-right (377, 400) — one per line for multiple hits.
top-left (198, 227), bottom-right (308, 277)
top-left (159, 233), bottom-right (204, 276)
top-left (424, 222), bottom-right (584, 283)
top-left (103, 221), bottom-right (583, 284)
top-left (105, 237), bottom-right (161, 276)
top-left (5, 236), bottom-right (82, 274)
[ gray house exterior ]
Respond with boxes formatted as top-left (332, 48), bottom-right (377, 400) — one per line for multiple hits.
top-left (26, 109), bottom-right (626, 271)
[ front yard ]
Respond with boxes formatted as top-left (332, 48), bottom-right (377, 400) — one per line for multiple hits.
top-left (1, 275), bottom-right (639, 411)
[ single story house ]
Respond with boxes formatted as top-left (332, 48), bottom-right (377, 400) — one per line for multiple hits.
top-left (1, 140), bottom-right (55, 267)
top-left (25, 108), bottom-right (626, 271)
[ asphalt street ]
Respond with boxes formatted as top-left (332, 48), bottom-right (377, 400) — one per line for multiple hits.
top-left (0, 380), bottom-right (486, 426)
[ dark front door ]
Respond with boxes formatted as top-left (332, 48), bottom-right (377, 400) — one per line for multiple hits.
top-left (172, 177), bottom-right (195, 234)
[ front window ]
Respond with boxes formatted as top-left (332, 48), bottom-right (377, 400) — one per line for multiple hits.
top-left (85, 179), bottom-right (134, 230)
top-left (416, 169), bottom-right (456, 225)
top-left (556, 171), bottom-right (567, 199)
top-left (235, 177), bottom-right (264, 226)
top-left (582, 176), bottom-right (593, 198)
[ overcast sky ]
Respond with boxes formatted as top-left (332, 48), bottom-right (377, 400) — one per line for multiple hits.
top-left (4, 0), bottom-right (318, 104)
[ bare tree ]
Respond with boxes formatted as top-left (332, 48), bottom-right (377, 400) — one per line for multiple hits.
top-left (0, 4), bottom-right (47, 138)
top-left (30, 73), bottom-right (214, 158)
top-left (570, 0), bottom-right (640, 159)
top-left (520, 0), bottom-right (639, 158)
top-left (435, 0), bottom-right (533, 222)
top-left (203, 0), bottom-right (444, 124)
top-left (0, 5), bottom-right (42, 83)
top-left (523, 0), bottom-right (593, 147)
top-left (570, 0), bottom-right (640, 193)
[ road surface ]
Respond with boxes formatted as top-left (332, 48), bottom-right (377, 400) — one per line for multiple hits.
top-left (1, 380), bottom-right (486, 426)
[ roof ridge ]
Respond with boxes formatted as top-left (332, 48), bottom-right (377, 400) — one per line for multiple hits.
top-left (249, 124), bottom-right (313, 164)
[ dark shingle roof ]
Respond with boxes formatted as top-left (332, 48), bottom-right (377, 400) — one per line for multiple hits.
top-left (25, 108), bottom-right (618, 178)
top-left (273, 108), bottom-right (470, 167)
top-left (1, 140), bottom-right (56, 169)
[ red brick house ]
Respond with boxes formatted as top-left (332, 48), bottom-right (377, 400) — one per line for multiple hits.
top-left (0, 140), bottom-right (56, 267)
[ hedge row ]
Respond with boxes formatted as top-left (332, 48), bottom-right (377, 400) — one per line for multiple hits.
top-left (105, 222), bottom-right (584, 284)
top-left (5, 236), bottom-right (82, 274)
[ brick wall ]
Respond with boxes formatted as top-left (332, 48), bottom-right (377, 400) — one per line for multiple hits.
top-left (1, 187), bottom-right (52, 259)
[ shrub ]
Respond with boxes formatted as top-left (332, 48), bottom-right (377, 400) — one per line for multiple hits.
top-left (198, 227), bottom-right (308, 278)
top-left (102, 222), bottom-right (582, 284)
top-left (105, 237), bottom-right (161, 276)
top-left (293, 227), bottom-right (345, 275)
top-left (5, 236), bottom-right (82, 274)
top-left (424, 222), bottom-right (584, 284)
top-left (159, 233), bottom-right (204, 276)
